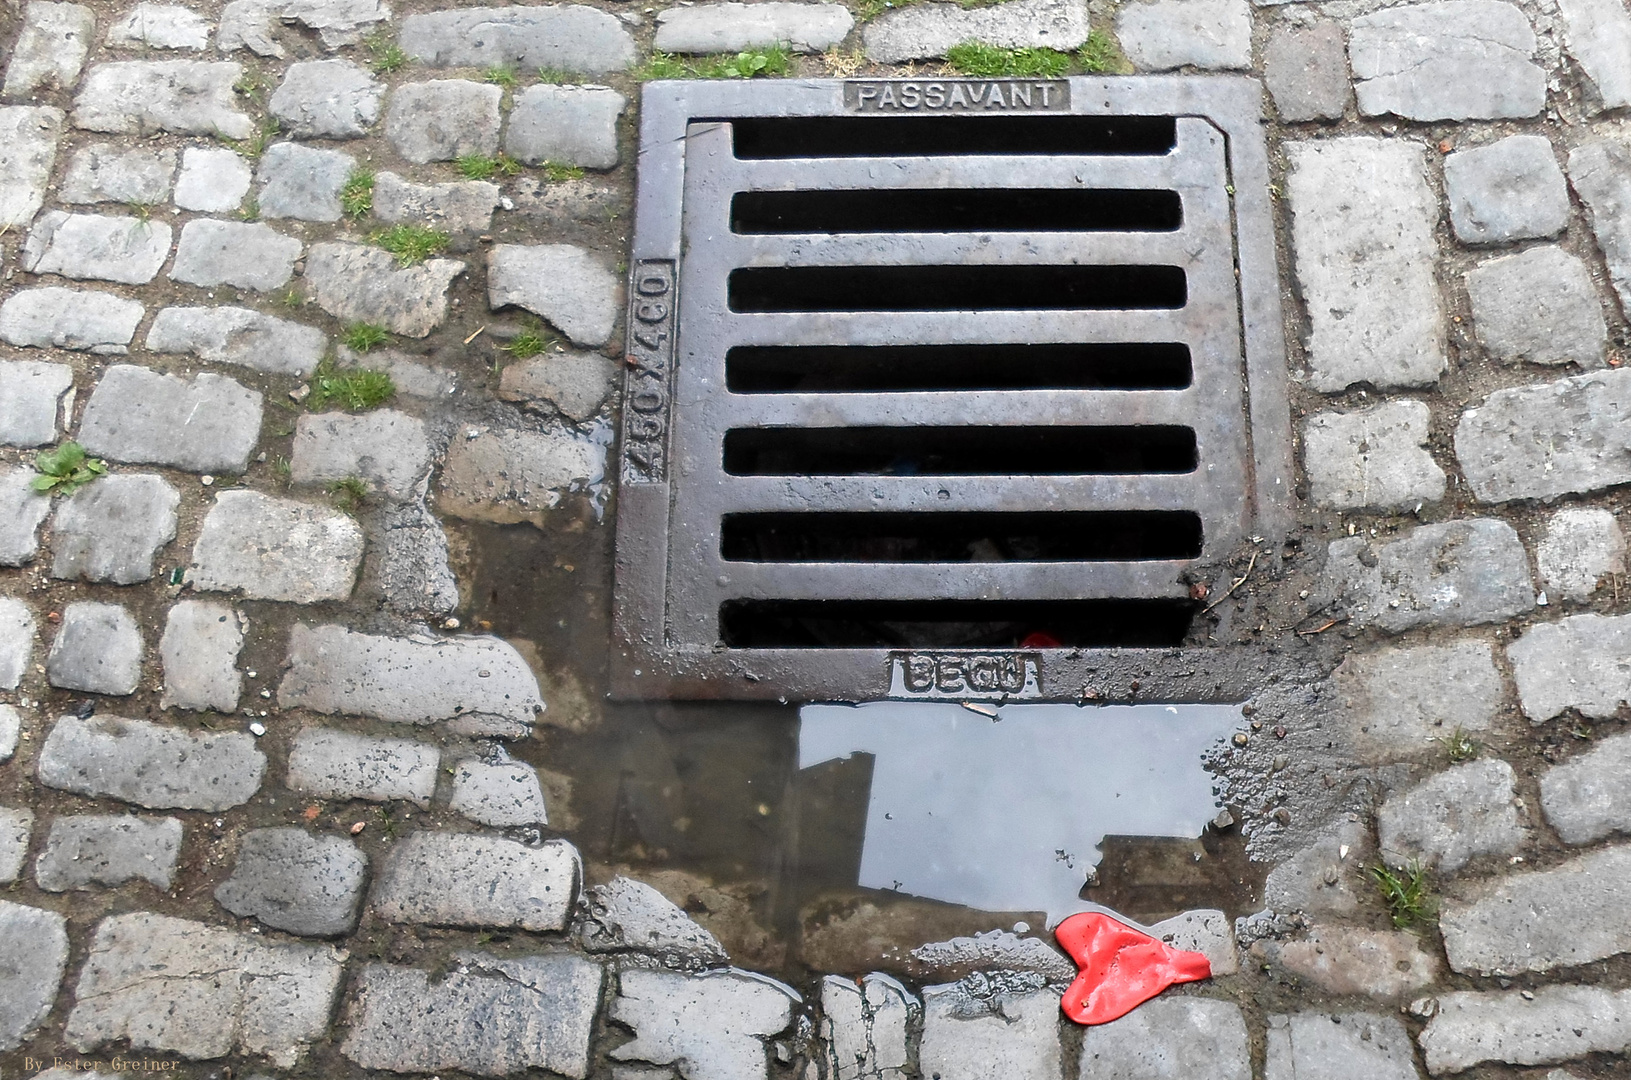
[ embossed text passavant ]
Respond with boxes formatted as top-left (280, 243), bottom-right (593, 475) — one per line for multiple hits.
top-left (845, 79), bottom-right (1070, 113)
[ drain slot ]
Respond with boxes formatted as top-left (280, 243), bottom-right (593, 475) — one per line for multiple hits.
top-left (730, 188), bottom-right (1183, 234)
top-left (729, 265), bottom-right (1187, 312)
top-left (722, 426), bottom-right (1198, 476)
top-left (726, 343), bottom-right (1193, 393)
top-left (729, 115), bottom-right (1178, 159)
top-left (718, 598), bottom-right (1197, 648)
top-left (721, 511), bottom-right (1203, 562)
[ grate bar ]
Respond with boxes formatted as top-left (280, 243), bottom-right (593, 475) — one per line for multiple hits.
top-left (713, 561), bottom-right (1197, 601)
top-left (714, 309), bottom-right (1217, 348)
top-left (677, 474), bottom-right (1208, 514)
top-left (708, 389), bottom-right (1199, 428)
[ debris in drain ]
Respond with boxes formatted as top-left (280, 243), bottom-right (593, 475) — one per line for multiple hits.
top-left (1055, 911), bottom-right (1211, 1025)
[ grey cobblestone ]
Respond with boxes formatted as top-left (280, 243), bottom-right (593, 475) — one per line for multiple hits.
top-left (1264, 1012), bottom-right (1419, 1080)
top-left (1263, 819), bottom-right (1371, 917)
top-left (1378, 758), bottom-right (1524, 874)
top-left (159, 599), bottom-right (245, 712)
top-left (0, 701), bottom-right (20, 753)
top-left (45, 601), bottom-right (143, 694)
top-left (449, 755), bottom-right (549, 826)
top-left (79, 364), bottom-right (263, 472)
top-left (656, 2), bottom-right (854, 52)
top-left (269, 59), bottom-right (382, 138)
top-left (290, 408), bottom-right (431, 499)
top-left (821, 973), bottom-right (914, 1080)
top-left (279, 623), bottom-right (544, 734)
top-left (371, 832), bottom-right (579, 931)
top-left (1333, 640), bottom-right (1503, 761)
top-left (217, 0), bottom-right (389, 55)
top-left (60, 144), bottom-right (177, 205)
top-left (1301, 400), bottom-right (1444, 511)
top-left (0, 105), bottom-right (65, 227)
top-left (73, 60), bottom-right (253, 137)
top-left (373, 497), bottom-right (461, 616)
top-left (107, 3), bottom-right (212, 49)
top-left (22, 210), bottom-right (172, 285)
top-left (1569, 140), bottom-right (1631, 313)
top-left (612, 968), bottom-right (800, 1080)
top-left (285, 726), bottom-right (440, 806)
top-left (497, 352), bottom-right (618, 422)
top-left (385, 79), bottom-right (502, 164)
top-left (579, 875), bottom-right (728, 966)
top-left (1116, 0), bottom-right (1251, 71)
top-left (918, 983), bottom-right (1062, 1080)
top-left (911, 929), bottom-right (1075, 984)
top-left (1539, 730), bottom-right (1631, 844)
top-left (1148, 910), bottom-right (1238, 976)
top-left (0, 806), bottom-right (30, 881)
top-left (1322, 518), bottom-right (1533, 632)
top-left (34, 814), bottom-right (182, 891)
top-left (398, 5), bottom-right (637, 72)
top-left (3, 1), bottom-right (94, 101)
top-left (215, 827), bottom-right (368, 935)
top-left (147, 304), bottom-right (325, 374)
top-left (50, 473), bottom-right (179, 585)
top-left (256, 141), bottom-right (354, 222)
top-left (65, 910), bottom-right (345, 1066)
top-left (1420, 986), bottom-right (1631, 1074)
top-left (38, 713), bottom-right (265, 810)
top-left (337, 345), bottom-right (458, 398)
top-left (1536, 507), bottom-right (1623, 602)
top-left (487, 243), bottom-right (619, 346)
top-left (0, 286), bottom-right (143, 351)
top-left (437, 425), bottom-right (607, 528)
top-left (189, 490), bottom-right (363, 602)
top-left (0, 359), bottom-right (73, 447)
top-left (1510, 612), bottom-right (1631, 721)
top-left (1465, 246), bottom-right (1606, 368)
top-left (172, 146), bottom-right (252, 212)
top-left (1349, 0), bottom-right (1545, 120)
top-left (1252, 928), bottom-right (1439, 999)
top-left (169, 218), bottom-right (303, 292)
top-left (1557, 0), bottom-right (1631, 111)
top-left (304, 241), bottom-right (466, 337)
top-left (864, 0), bottom-right (1090, 63)
top-left (0, 467), bottom-right (53, 565)
top-left (1081, 997), bottom-right (1248, 1080)
top-left (0, 899), bottom-right (69, 1052)
top-left (1456, 369), bottom-right (1631, 502)
top-left (373, 170), bottom-right (500, 233)
top-left (505, 84), bottom-right (625, 170)
top-left (1263, 22), bottom-right (1349, 121)
top-left (1444, 135), bottom-right (1569, 244)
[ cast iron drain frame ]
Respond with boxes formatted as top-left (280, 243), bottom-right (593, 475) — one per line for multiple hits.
top-left (612, 76), bottom-right (1290, 703)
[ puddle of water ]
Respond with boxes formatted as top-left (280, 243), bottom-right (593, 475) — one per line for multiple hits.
top-left (798, 701), bottom-right (1242, 927)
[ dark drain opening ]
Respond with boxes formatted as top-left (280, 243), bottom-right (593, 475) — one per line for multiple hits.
top-left (730, 188), bottom-right (1183, 234)
top-left (729, 265), bottom-right (1187, 312)
top-left (718, 598), bottom-right (1197, 648)
top-left (722, 426), bottom-right (1198, 476)
top-left (728, 115), bottom-right (1178, 159)
top-left (726, 343), bottom-right (1193, 393)
top-left (721, 511), bottom-right (1203, 562)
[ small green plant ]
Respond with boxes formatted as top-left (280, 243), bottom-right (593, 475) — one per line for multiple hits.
top-left (31, 441), bottom-right (107, 495)
top-left (238, 195), bottom-right (260, 221)
top-left (503, 324), bottom-right (551, 359)
top-left (1438, 726), bottom-right (1481, 763)
top-left (376, 805), bottom-right (398, 838)
top-left (233, 69), bottom-right (271, 106)
top-left (541, 161), bottom-right (585, 183)
top-left (694, 44), bottom-right (792, 79)
top-left (370, 224), bottom-right (450, 265)
top-left (229, 116), bottom-right (281, 161)
top-left (308, 361), bottom-right (396, 412)
top-left (366, 32), bottom-right (407, 74)
top-left (327, 475), bottom-right (370, 516)
top-left (1077, 28), bottom-right (1131, 74)
top-left (340, 169), bottom-right (375, 218)
top-left (126, 201), bottom-right (155, 224)
top-left (457, 153), bottom-right (524, 180)
top-left (281, 284), bottom-right (304, 309)
top-left (536, 66), bottom-right (576, 83)
top-left (483, 64), bottom-right (520, 89)
top-left (1371, 860), bottom-right (1434, 929)
top-left (273, 455), bottom-right (293, 485)
top-left (635, 51), bottom-right (692, 80)
top-left (340, 322), bottom-right (391, 353)
top-left (945, 41), bottom-right (1071, 77)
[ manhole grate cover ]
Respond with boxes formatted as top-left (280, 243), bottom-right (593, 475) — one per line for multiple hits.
top-left (613, 76), bottom-right (1290, 702)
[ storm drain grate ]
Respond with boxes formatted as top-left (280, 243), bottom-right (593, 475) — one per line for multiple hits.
top-left (613, 77), bottom-right (1289, 702)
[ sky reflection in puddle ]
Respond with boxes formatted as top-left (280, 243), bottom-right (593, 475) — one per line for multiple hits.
top-left (798, 701), bottom-right (1241, 927)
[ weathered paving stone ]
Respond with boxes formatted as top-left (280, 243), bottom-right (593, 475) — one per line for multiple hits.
top-left (50, 473), bottom-right (180, 585)
top-left (1287, 139), bottom-right (1443, 392)
top-left (0, 468), bottom-right (52, 566)
top-left (1264, 820), bottom-right (1372, 917)
top-left (285, 727), bottom-right (440, 806)
top-left (336, 345), bottom-right (458, 398)
top-left (1540, 730), bottom-right (1631, 844)
top-left (371, 832), bottom-right (579, 931)
top-left (255, 141), bottom-right (354, 222)
top-left (147, 305), bottom-right (325, 375)
top-left (1510, 612), bottom-right (1631, 721)
top-left (1323, 519), bottom-right (1533, 632)
top-left (918, 983), bottom-right (1062, 1080)
top-left (343, 952), bottom-right (603, 1078)
top-left (1302, 400), bottom-right (1444, 511)
top-left (269, 59), bottom-right (381, 138)
top-left (35, 814), bottom-right (182, 891)
top-left (488, 243), bottom-right (619, 346)
top-left (169, 218), bottom-right (302, 292)
top-left (0, 359), bottom-right (72, 447)
top-left (910, 930), bottom-right (1075, 984)
top-left (1333, 640), bottom-right (1503, 761)
top-left (864, 0), bottom-right (1090, 62)
top-left (22, 211), bottom-right (171, 285)
top-left (1421, 986), bottom-right (1631, 1074)
top-left (1442, 844), bottom-right (1631, 974)
top-left (1536, 508), bottom-right (1624, 603)
top-left (657, 2), bottom-right (853, 52)
top-left (512, 174), bottom-right (625, 223)
top-left (46, 602), bottom-right (142, 695)
top-left (159, 599), bottom-right (245, 713)
top-left (0, 899), bottom-right (69, 1052)
top-left (217, 0), bottom-right (389, 55)
top-left (579, 876), bottom-right (728, 966)
top-left (1263, 22), bottom-right (1350, 121)
top-left (0, 806), bottom-right (30, 881)
top-left (822, 973), bottom-right (915, 1080)
top-left (1147, 910), bottom-right (1238, 976)
top-left (1265, 1013), bottom-right (1419, 1080)
top-left (373, 498), bottom-right (461, 616)
top-left (1557, 0), bottom-right (1631, 112)
top-left (1252, 928), bottom-right (1439, 999)
top-left (612, 968), bottom-right (800, 1080)
top-left (73, 60), bottom-right (253, 138)
top-left (60, 144), bottom-right (177, 205)
top-left (172, 146), bottom-right (252, 212)
top-left (0, 105), bottom-right (65, 226)
top-left (1079, 997), bottom-right (1248, 1080)
top-left (1378, 759), bottom-right (1524, 874)
top-left (398, 5), bottom-right (637, 73)
top-left (279, 623), bottom-right (544, 735)
top-left (65, 911), bottom-right (345, 1066)
top-left (3, 2), bottom-right (94, 100)
top-left (437, 425), bottom-right (607, 527)
top-left (1116, 0), bottom-right (1251, 71)
top-left (215, 827), bottom-right (367, 935)
top-left (1455, 369), bottom-right (1631, 502)
top-left (108, 3), bottom-right (212, 49)
top-left (385, 79), bottom-right (502, 164)
top-left (505, 84), bottom-right (625, 169)
top-left (1466, 247), bottom-right (1606, 368)
top-left (0, 287), bottom-right (141, 351)
top-left (304, 241), bottom-right (466, 337)
top-left (79, 365), bottom-right (263, 472)
top-left (291, 409), bottom-right (431, 499)
top-left (190, 490), bottom-right (363, 602)
top-left (1445, 135), bottom-right (1570, 245)
top-left (1349, 0), bottom-right (1545, 120)
top-left (498, 352), bottom-right (617, 422)
top-left (39, 714), bottom-right (264, 809)
top-left (1569, 141), bottom-right (1631, 313)
top-left (450, 755), bottom-right (548, 826)
top-left (373, 171), bottom-right (500, 233)
top-left (0, 702), bottom-right (21, 754)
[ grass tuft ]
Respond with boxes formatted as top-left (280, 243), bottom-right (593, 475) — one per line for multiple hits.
top-left (369, 224), bottom-right (450, 265)
top-left (31, 441), bottom-right (107, 495)
top-left (327, 475), bottom-right (370, 516)
top-left (541, 161), bottom-right (585, 183)
top-left (228, 116), bottom-right (281, 161)
top-left (457, 153), bottom-right (524, 180)
top-left (483, 64), bottom-right (520, 89)
top-left (1371, 860), bottom-right (1434, 929)
top-left (340, 322), bottom-right (390, 353)
top-left (340, 169), bottom-right (374, 218)
top-left (366, 32), bottom-right (407, 74)
top-left (1078, 28), bottom-right (1132, 73)
top-left (536, 66), bottom-right (577, 83)
top-left (309, 361), bottom-right (396, 412)
top-left (503, 324), bottom-right (553, 360)
top-left (1438, 726), bottom-right (1482, 763)
top-left (945, 40), bottom-right (1071, 77)
top-left (634, 51), bottom-right (691, 80)
top-left (636, 45), bottom-right (792, 80)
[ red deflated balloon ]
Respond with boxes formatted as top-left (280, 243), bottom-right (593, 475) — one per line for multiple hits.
top-left (1054, 911), bottom-right (1213, 1025)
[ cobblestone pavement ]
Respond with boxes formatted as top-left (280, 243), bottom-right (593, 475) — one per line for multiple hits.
top-left (0, 0), bottom-right (1629, 1076)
